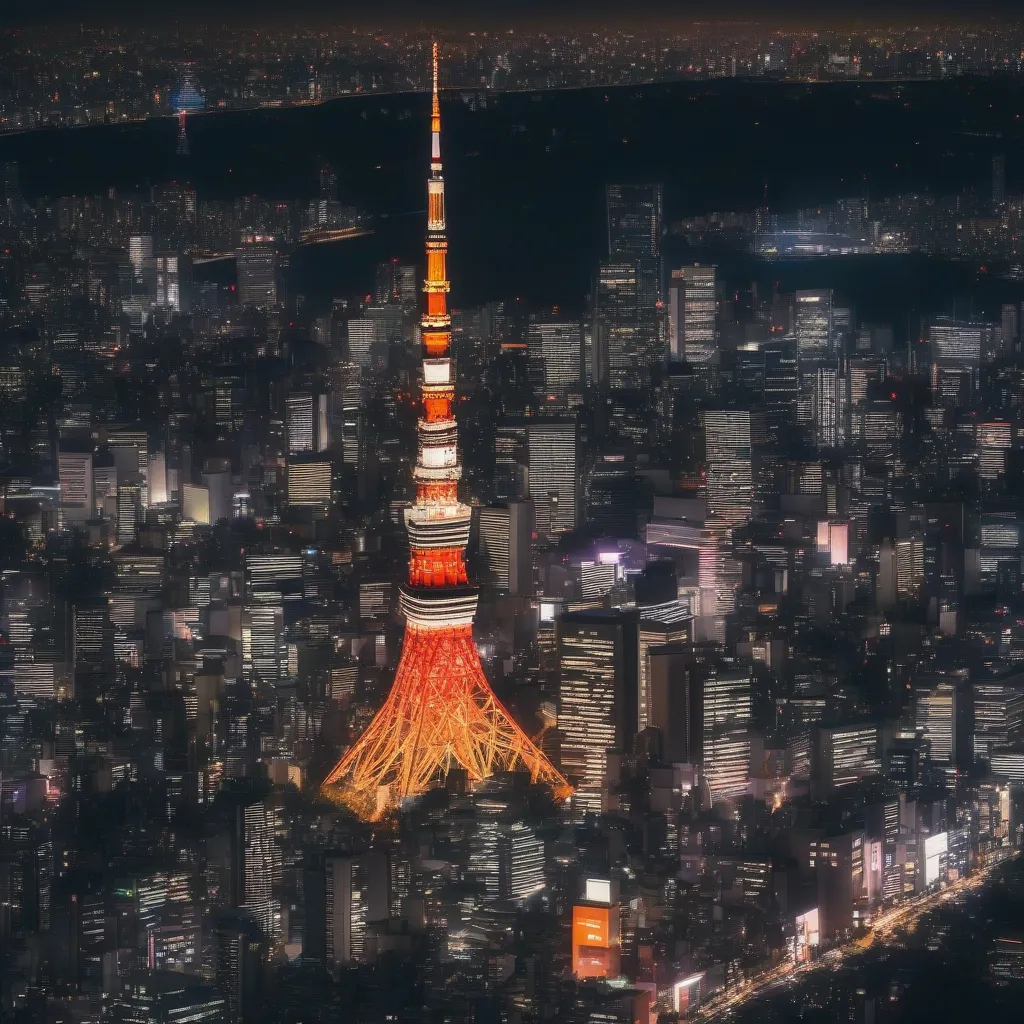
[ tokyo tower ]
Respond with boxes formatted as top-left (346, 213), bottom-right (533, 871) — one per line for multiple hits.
top-left (321, 44), bottom-right (571, 821)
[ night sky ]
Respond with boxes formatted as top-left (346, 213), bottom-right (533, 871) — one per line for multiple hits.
top-left (2, 0), bottom-right (1020, 27)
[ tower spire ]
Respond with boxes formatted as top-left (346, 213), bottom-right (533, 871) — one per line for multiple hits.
top-left (430, 41), bottom-right (442, 175)
top-left (320, 46), bottom-right (571, 821)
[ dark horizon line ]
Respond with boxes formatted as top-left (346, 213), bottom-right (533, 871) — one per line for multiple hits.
top-left (2, 6), bottom-right (1024, 32)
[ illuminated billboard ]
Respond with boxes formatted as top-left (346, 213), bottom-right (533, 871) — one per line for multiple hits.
top-left (585, 878), bottom-right (612, 905)
top-left (923, 831), bottom-right (947, 887)
top-left (795, 908), bottom-right (820, 949)
top-left (572, 904), bottom-right (619, 979)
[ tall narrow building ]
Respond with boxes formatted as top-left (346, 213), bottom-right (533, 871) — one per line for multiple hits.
top-left (321, 46), bottom-right (570, 821)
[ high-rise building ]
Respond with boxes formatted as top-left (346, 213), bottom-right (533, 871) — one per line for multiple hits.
top-left (795, 290), bottom-right (833, 358)
top-left (109, 972), bottom-right (227, 1024)
top-left (703, 410), bottom-right (754, 529)
top-left (59, 448), bottom-right (93, 523)
top-left (476, 502), bottom-right (532, 595)
top-left (557, 609), bottom-right (638, 813)
top-left (116, 477), bottom-right (143, 545)
top-left (286, 392), bottom-right (329, 454)
top-left (668, 265), bottom-right (716, 362)
top-left (813, 723), bottom-right (883, 789)
top-left (235, 247), bottom-right (277, 308)
top-left (304, 852), bottom-right (390, 969)
top-left (507, 821), bottom-right (546, 900)
top-left (527, 420), bottom-right (580, 538)
top-left (527, 313), bottom-right (583, 394)
top-left (155, 255), bottom-right (180, 311)
top-left (287, 460), bottom-right (332, 508)
top-left (129, 235), bottom-right (156, 291)
top-left (637, 605), bottom-right (692, 733)
top-left (606, 183), bottom-right (663, 262)
top-left (972, 683), bottom-right (1024, 764)
top-left (913, 679), bottom-right (958, 767)
top-left (231, 798), bottom-right (280, 938)
top-left (814, 362), bottom-right (844, 449)
top-left (214, 913), bottom-right (266, 1024)
top-left (595, 261), bottom-right (660, 390)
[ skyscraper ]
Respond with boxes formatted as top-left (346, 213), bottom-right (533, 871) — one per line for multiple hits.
top-left (795, 290), bottom-right (833, 358)
top-left (595, 261), bottom-right (660, 390)
top-left (59, 448), bottom-right (93, 524)
top-left (527, 313), bottom-right (583, 395)
top-left (557, 609), bottom-right (638, 813)
top-left (606, 183), bottom-right (663, 262)
top-left (286, 392), bottom-right (329, 454)
top-left (477, 502), bottom-right (532, 595)
top-left (235, 247), bottom-right (277, 308)
top-left (703, 410), bottom-right (754, 529)
top-left (527, 420), bottom-right (580, 538)
top-left (668, 265), bottom-right (716, 363)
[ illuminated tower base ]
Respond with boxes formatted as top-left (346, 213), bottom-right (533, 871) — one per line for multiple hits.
top-left (322, 620), bottom-right (571, 820)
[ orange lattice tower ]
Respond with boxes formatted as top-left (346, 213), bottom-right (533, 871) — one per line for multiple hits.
top-left (321, 44), bottom-right (571, 821)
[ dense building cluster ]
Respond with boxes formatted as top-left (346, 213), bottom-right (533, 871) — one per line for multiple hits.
top-left (1, 44), bottom-right (1023, 1024)
top-left (676, 157), bottom-right (1024, 263)
top-left (5, 21), bottom-right (1024, 132)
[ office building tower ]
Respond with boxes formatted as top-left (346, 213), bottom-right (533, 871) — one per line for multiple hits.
top-left (595, 260), bottom-right (660, 390)
top-left (972, 683), bottom-right (1024, 764)
top-left (231, 799), bottom-right (280, 938)
top-left (668, 265), bottom-right (716, 362)
top-left (527, 420), bottom-right (580, 538)
top-left (286, 392), bottom-right (329, 454)
top-left (182, 483), bottom-right (211, 524)
top-left (129, 235), bottom-right (156, 289)
top-left (813, 723), bottom-right (883, 789)
top-left (557, 609), bottom-right (638, 813)
top-left (913, 679), bottom-right (958, 766)
top-left (700, 662), bottom-right (754, 799)
top-left (637, 606), bottom-right (692, 733)
top-left (374, 259), bottom-right (417, 306)
top-left (235, 247), bottom-right (277, 308)
top-left (346, 305), bottom-right (403, 369)
top-left (507, 822), bottom-right (546, 900)
top-left (703, 410), bottom-right (754, 529)
top-left (59, 448), bottom-right (93, 523)
top-left (814, 362), bottom-right (844, 449)
top-left (795, 290), bottom-right (833, 358)
top-left (929, 317), bottom-right (989, 366)
top-left (109, 973), bottom-right (227, 1024)
top-left (1001, 303), bottom-right (1019, 353)
top-left (763, 341), bottom-right (799, 433)
top-left (304, 852), bottom-right (389, 969)
top-left (245, 604), bottom-right (284, 682)
top-left (287, 460), bottom-right (332, 508)
top-left (993, 153), bottom-right (1007, 205)
top-left (476, 502), bottom-right (532, 595)
top-left (346, 317), bottom-right (377, 368)
top-left (606, 183), bottom-right (663, 262)
top-left (155, 255), bottom-right (180, 311)
top-left (527, 313), bottom-right (583, 394)
top-left (73, 605), bottom-right (113, 669)
top-left (116, 477), bottom-right (143, 545)
top-left (215, 914), bottom-right (266, 1024)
